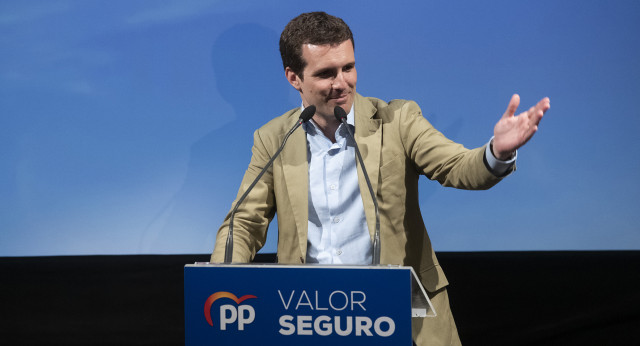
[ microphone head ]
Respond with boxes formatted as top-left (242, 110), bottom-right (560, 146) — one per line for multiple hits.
top-left (299, 105), bottom-right (316, 122)
top-left (334, 106), bottom-right (347, 122)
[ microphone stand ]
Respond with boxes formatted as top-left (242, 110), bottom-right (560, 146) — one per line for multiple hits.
top-left (334, 106), bottom-right (381, 265)
top-left (224, 106), bottom-right (316, 263)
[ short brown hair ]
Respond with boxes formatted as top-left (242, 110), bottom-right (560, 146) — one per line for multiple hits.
top-left (279, 12), bottom-right (354, 79)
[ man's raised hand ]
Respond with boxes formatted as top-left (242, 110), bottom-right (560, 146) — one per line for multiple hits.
top-left (492, 94), bottom-right (551, 160)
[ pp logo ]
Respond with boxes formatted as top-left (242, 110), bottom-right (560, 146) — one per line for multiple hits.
top-left (204, 291), bottom-right (257, 330)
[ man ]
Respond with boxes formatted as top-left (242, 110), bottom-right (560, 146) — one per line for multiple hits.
top-left (211, 11), bottom-right (550, 345)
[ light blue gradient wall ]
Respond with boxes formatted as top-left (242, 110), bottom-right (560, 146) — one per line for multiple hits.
top-left (1, 0), bottom-right (639, 256)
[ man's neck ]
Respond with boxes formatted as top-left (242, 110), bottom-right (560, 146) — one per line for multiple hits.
top-left (311, 114), bottom-right (340, 143)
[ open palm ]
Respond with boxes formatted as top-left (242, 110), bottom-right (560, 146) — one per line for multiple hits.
top-left (492, 94), bottom-right (551, 160)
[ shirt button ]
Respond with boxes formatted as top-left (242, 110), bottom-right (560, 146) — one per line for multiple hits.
top-left (333, 217), bottom-right (341, 223)
top-left (330, 184), bottom-right (337, 190)
top-left (336, 249), bottom-right (343, 256)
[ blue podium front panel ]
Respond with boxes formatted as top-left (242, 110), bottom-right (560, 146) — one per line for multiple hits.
top-left (185, 264), bottom-right (412, 346)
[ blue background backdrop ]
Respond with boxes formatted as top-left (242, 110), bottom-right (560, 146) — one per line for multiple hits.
top-left (1, 0), bottom-right (639, 256)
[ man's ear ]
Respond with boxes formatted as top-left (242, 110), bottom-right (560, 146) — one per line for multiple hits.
top-left (285, 67), bottom-right (302, 91)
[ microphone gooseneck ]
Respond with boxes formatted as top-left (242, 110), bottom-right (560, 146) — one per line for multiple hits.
top-left (224, 105), bottom-right (316, 263)
top-left (334, 106), bottom-right (382, 265)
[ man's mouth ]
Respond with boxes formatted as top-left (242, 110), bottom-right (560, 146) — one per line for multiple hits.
top-left (328, 93), bottom-right (348, 103)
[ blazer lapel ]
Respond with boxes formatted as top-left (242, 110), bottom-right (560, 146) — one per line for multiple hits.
top-left (353, 94), bottom-right (382, 239)
top-left (280, 112), bottom-right (309, 260)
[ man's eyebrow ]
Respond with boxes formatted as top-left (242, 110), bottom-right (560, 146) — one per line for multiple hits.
top-left (312, 62), bottom-right (355, 77)
top-left (312, 68), bottom-right (335, 77)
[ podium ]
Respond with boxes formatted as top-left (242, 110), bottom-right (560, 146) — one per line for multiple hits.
top-left (185, 263), bottom-right (434, 345)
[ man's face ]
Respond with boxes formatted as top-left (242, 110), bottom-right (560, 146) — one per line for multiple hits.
top-left (286, 40), bottom-right (357, 120)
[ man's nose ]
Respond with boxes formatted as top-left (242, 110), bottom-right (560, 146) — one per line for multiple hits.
top-left (332, 72), bottom-right (347, 89)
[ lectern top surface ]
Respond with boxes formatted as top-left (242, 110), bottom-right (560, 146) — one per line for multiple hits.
top-left (187, 262), bottom-right (405, 269)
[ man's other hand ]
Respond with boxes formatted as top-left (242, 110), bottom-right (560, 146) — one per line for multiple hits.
top-left (492, 94), bottom-right (551, 160)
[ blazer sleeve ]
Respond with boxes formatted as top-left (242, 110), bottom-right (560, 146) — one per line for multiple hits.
top-left (397, 100), bottom-right (505, 190)
top-left (211, 128), bottom-right (276, 263)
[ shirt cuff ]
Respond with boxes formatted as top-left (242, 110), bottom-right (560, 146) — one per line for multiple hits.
top-left (484, 137), bottom-right (516, 177)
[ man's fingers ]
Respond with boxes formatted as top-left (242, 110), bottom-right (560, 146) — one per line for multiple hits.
top-left (502, 94), bottom-right (520, 119)
top-left (524, 105), bottom-right (537, 122)
top-left (539, 97), bottom-right (551, 111)
top-left (529, 97), bottom-right (550, 125)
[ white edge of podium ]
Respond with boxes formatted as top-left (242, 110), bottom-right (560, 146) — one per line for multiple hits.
top-left (186, 263), bottom-right (436, 318)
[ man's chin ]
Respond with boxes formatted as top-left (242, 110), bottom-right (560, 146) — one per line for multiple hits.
top-left (328, 97), bottom-right (352, 113)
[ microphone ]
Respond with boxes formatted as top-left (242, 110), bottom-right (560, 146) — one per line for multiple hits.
top-left (224, 105), bottom-right (316, 263)
top-left (334, 106), bottom-right (382, 265)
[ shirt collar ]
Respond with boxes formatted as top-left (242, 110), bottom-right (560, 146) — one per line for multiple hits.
top-left (301, 104), bottom-right (355, 135)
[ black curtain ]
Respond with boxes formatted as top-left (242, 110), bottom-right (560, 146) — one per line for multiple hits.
top-left (1, 251), bottom-right (638, 345)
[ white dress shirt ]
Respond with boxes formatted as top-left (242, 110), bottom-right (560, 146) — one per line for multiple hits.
top-left (303, 107), bottom-right (372, 264)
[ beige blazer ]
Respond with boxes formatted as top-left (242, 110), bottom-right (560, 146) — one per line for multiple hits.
top-left (212, 93), bottom-right (506, 293)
